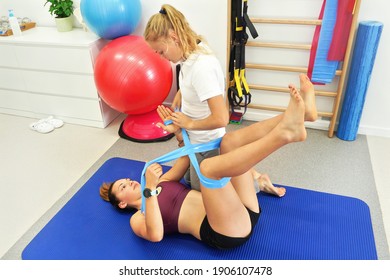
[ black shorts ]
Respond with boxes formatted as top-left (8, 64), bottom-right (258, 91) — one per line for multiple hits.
top-left (199, 207), bottom-right (261, 250)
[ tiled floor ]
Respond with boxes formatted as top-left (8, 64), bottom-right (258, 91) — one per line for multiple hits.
top-left (0, 113), bottom-right (389, 258)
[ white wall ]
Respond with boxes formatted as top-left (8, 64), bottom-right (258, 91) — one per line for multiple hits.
top-left (0, 0), bottom-right (389, 137)
top-left (0, 0), bottom-right (61, 27)
top-left (0, 0), bottom-right (228, 69)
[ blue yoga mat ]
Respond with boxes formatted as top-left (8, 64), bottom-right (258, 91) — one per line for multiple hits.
top-left (337, 21), bottom-right (383, 141)
top-left (22, 157), bottom-right (377, 260)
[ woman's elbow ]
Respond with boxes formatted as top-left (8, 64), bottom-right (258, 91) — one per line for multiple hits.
top-left (147, 230), bottom-right (164, 242)
top-left (148, 233), bottom-right (164, 242)
top-left (217, 112), bottom-right (229, 127)
top-left (222, 116), bottom-right (229, 127)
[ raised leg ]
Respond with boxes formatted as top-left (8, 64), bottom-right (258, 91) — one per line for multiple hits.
top-left (199, 85), bottom-right (306, 237)
top-left (221, 74), bottom-right (317, 154)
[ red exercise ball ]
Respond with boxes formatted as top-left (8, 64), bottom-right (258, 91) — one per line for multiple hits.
top-left (94, 35), bottom-right (173, 115)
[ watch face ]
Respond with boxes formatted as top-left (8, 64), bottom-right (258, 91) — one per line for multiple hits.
top-left (143, 188), bottom-right (151, 198)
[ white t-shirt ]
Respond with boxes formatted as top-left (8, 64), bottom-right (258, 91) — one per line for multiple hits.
top-left (179, 43), bottom-right (226, 144)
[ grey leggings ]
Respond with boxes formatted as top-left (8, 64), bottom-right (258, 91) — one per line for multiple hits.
top-left (184, 148), bottom-right (220, 191)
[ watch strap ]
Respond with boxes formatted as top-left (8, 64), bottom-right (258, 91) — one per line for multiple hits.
top-left (143, 187), bottom-right (159, 198)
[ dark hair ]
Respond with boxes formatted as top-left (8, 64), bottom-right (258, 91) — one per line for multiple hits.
top-left (99, 181), bottom-right (134, 213)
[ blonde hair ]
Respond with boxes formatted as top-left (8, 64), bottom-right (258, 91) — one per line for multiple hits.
top-left (144, 4), bottom-right (209, 60)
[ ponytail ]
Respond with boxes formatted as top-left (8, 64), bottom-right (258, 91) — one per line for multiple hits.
top-left (99, 182), bottom-right (112, 202)
top-left (144, 4), bottom-right (206, 60)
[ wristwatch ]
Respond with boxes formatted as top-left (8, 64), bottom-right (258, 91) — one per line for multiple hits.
top-left (143, 187), bottom-right (159, 198)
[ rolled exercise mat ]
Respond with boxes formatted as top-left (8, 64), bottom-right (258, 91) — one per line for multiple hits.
top-left (337, 21), bottom-right (383, 141)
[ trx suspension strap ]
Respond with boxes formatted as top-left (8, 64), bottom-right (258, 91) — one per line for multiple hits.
top-left (228, 0), bottom-right (258, 124)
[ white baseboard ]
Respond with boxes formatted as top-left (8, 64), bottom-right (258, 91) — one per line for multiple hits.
top-left (357, 125), bottom-right (390, 138)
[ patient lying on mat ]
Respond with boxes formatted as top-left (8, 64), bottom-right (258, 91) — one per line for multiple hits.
top-left (100, 76), bottom-right (317, 249)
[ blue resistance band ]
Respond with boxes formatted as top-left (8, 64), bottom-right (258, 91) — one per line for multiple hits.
top-left (140, 124), bottom-right (231, 213)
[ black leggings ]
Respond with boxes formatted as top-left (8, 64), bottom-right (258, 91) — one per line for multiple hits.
top-left (199, 207), bottom-right (261, 250)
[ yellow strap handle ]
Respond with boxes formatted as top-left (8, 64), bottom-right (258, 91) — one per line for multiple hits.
top-left (234, 68), bottom-right (243, 97)
top-left (240, 69), bottom-right (250, 94)
top-left (235, 17), bottom-right (243, 32)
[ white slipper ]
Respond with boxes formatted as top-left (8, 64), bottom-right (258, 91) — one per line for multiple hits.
top-left (30, 120), bottom-right (55, 134)
top-left (43, 116), bottom-right (64, 128)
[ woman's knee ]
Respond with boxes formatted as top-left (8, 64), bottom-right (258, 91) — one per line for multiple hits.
top-left (200, 158), bottom-right (219, 180)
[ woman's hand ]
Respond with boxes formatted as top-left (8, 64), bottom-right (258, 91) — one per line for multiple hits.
top-left (157, 105), bottom-right (194, 130)
top-left (156, 105), bottom-right (181, 134)
top-left (145, 163), bottom-right (163, 188)
top-left (171, 111), bottom-right (194, 130)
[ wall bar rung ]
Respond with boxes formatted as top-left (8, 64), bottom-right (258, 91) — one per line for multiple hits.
top-left (246, 41), bottom-right (312, 50)
top-left (248, 84), bottom-right (337, 97)
top-left (246, 63), bottom-right (342, 76)
top-left (250, 18), bottom-right (322, 26)
top-left (247, 104), bottom-right (333, 118)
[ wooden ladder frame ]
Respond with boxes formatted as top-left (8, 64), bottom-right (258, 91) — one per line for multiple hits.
top-left (226, 0), bottom-right (361, 137)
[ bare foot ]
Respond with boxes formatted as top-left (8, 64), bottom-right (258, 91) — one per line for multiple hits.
top-left (254, 172), bottom-right (286, 197)
top-left (290, 74), bottom-right (318, 122)
top-left (277, 84), bottom-right (307, 143)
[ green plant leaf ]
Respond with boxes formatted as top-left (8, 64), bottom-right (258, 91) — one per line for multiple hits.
top-left (45, 0), bottom-right (74, 18)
